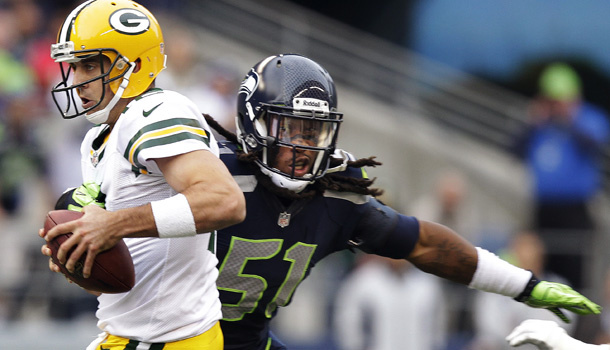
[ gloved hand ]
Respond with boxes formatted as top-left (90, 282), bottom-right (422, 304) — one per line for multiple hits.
top-left (506, 319), bottom-right (610, 350)
top-left (519, 281), bottom-right (601, 323)
top-left (55, 182), bottom-right (106, 212)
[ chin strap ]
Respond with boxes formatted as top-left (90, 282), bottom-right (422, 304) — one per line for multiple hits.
top-left (86, 62), bottom-right (135, 125)
top-left (259, 166), bottom-right (312, 193)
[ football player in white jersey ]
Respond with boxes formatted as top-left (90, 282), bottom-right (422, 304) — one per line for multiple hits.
top-left (39, 1), bottom-right (245, 349)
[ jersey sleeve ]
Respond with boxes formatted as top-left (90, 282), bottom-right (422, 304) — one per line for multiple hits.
top-left (325, 151), bottom-right (419, 257)
top-left (118, 90), bottom-right (216, 175)
top-left (351, 198), bottom-right (420, 259)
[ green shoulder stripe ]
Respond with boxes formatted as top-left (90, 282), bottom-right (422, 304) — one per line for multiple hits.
top-left (129, 132), bottom-right (210, 171)
top-left (124, 118), bottom-right (207, 158)
top-left (124, 118), bottom-right (210, 171)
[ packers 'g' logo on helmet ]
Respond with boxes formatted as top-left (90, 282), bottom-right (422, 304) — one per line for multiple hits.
top-left (109, 9), bottom-right (150, 35)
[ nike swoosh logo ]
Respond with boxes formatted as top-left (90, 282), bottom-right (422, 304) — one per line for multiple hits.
top-left (143, 102), bottom-right (163, 117)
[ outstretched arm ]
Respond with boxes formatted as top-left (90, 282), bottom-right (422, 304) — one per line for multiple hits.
top-left (406, 220), bottom-right (477, 284)
top-left (407, 220), bottom-right (601, 322)
top-left (352, 200), bottom-right (600, 323)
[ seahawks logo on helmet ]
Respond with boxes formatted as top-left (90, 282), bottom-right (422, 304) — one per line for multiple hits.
top-left (239, 69), bottom-right (259, 102)
top-left (109, 9), bottom-right (150, 35)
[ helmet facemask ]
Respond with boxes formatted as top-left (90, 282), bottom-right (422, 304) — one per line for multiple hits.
top-left (50, 47), bottom-right (135, 124)
top-left (250, 102), bottom-right (342, 192)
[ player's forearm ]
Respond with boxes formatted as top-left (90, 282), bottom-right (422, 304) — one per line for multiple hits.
top-left (407, 220), bottom-right (478, 285)
top-left (408, 220), bottom-right (531, 294)
top-left (182, 180), bottom-right (246, 234)
top-left (107, 184), bottom-right (245, 239)
top-left (110, 204), bottom-right (160, 238)
top-left (154, 149), bottom-right (246, 235)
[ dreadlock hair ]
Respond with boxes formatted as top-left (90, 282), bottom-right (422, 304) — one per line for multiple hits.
top-left (204, 114), bottom-right (384, 200)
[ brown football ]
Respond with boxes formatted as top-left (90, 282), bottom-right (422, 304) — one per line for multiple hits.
top-left (44, 210), bottom-right (135, 293)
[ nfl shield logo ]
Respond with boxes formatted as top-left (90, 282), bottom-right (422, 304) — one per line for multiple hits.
top-left (278, 212), bottom-right (291, 228)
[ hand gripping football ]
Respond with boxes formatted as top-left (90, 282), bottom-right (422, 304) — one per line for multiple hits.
top-left (44, 210), bottom-right (135, 293)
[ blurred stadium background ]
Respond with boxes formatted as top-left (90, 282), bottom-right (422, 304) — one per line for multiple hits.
top-left (2, 0), bottom-right (610, 349)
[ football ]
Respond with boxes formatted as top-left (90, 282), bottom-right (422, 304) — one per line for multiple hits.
top-left (44, 209), bottom-right (135, 293)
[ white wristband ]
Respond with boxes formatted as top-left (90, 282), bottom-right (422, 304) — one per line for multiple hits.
top-left (150, 193), bottom-right (197, 238)
top-left (468, 247), bottom-right (532, 297)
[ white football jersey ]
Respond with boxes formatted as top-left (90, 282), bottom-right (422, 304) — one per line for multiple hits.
top-left (80, 88), bottom-right (222, 342)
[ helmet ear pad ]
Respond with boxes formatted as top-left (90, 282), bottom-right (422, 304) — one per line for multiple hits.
top-left (106, 48), bottom-right (165, 98)
top-left (119, 45), bottom-right (166, 98)
top-left (103, 52), bottom-right (128, 93)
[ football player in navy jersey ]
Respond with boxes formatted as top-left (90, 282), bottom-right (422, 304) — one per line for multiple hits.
top-left (51, 53), bottom-right (601, 350)
top-left (204, 54), bottom-right (601, 350)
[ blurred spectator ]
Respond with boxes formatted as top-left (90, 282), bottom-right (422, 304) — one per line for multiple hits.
top-left (512, 62), bottom-right (610, 289)
top-left (333, 254), bottom-right (448, 350)
top-left (409, 169), bottom-right (482, 244)
top-left (196, 58), bottom-right (241, 134)
top-left (0, 0), bottom-right (93, 325)
top-left (0, 0), bottom-right (84, 205)
top-left (409, 169), bottom-right (483, 346)
top-left (21, 1), bottom-right (71, 101)
top-left (469, 230), bottom-right (575, 350)
top-left (34, 2), bottom-right (94, 200)
top-left (156, 25), bottom-right (206, 94)
top-left (0, 4), bottom-right (39, 215)
top-left (156, 26), bottom-right (240, 138)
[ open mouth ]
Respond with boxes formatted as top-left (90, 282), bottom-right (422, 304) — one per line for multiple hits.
top-left (289, 156), bottom-right (311, 177)
top-left (78, 93), bottom-right (96, 110)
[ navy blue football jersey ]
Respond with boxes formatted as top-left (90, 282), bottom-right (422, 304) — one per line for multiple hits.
top-left (216, 142), bottom-right (420, 350)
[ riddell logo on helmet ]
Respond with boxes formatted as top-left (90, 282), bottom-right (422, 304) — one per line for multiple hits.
top-left (303, 100), bottom-right (321, 107)
top-left (294, 98), bottom-right (329, 113)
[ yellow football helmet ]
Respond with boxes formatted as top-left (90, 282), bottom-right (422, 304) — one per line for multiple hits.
top-left (50, 0), bottom-right (166, 123)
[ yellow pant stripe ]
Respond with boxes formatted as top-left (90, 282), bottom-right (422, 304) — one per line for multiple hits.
top-left (97, 322), bottom-right (223, 350)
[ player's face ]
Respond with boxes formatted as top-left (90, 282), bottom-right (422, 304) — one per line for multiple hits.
top-left (273, 143), bottom-right (318, 178)
top-left (269, 118), bottom-right (319, 177)
top-left (69, 55), bottom-right (114, 115)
